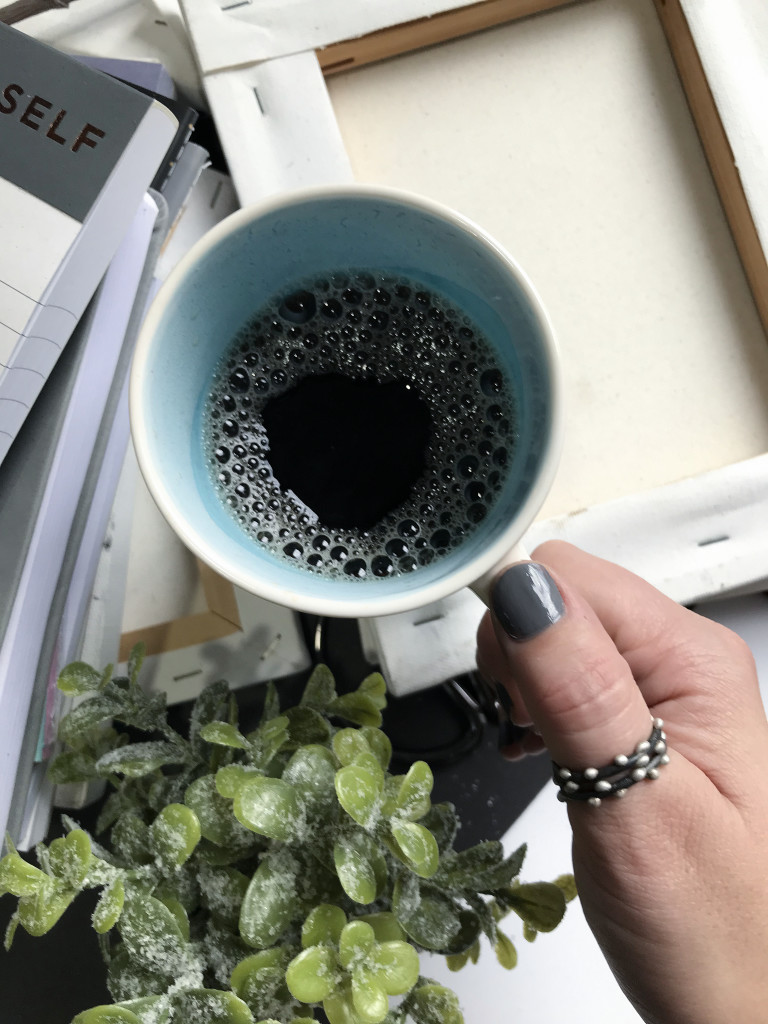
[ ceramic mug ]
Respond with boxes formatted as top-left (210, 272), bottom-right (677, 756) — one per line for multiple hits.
top-left (130, 184), bottom-right (563, 617)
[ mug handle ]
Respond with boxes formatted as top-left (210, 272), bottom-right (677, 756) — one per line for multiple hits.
top-left (469, 540), bottom-right (530, 607)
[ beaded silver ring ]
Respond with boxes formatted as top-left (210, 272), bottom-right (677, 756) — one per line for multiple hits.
top-left (552, 718), bottom-right (670, 807)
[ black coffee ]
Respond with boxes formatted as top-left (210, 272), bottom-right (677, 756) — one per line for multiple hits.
top-left (202, 269), bottom-right (516, 581)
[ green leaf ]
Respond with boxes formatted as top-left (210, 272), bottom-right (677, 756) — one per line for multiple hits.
top-left (286, 945), bottom-right (337, 1003)
top-left (57, 661), bottom-right (102, 696)
top-left (189, 680), bottom-right (230, 753)
top-left (234, 776), bottom-right (304, 841)
top-left (392, 876), bottom-right (479, 955)
top-left (501, 881), bottom-right (567, 933)
top-left (127, 643), bottom-right (146, 688)
top-left (409, 984), bottom-right (463, 1024)
top-left (390, 821), bottom-right (438, 879)
top-left (158, 895), bottom-right (190, 942)
top-left (360, 728), bottom-right (392, 771)
top-left (200, 721), bottom-right (248, 749)
top-left (327, 693), bottom-right (382, 729)
top-left (0, 851), bottom-right (49, 897)
top-left (393, 762), bottom-right (433, 821)
top-left (149, 803), bottom-right (201, 868)
top-left (323, 981), bottom-right (366, 1024)
top-left (335, 764), bottom-right (382, 829)
top-left (95, 741), bottom-right (186, 778)
top-left (47, 749), bottom-right (99, 784)
top-left (433, 841), bottom-right (522, 891)
top-left (17, 877), bottom-right (74, 935)
top-left (93, 877), bottom-right (125, 934)
top-left (198, 864), bottom-right (249, 929)
top-left (495, 929), bottom-right (517, 969)
top-left (261, 681), bottom-right (281, 722)
top-left (351, 970), bottom-right (388, 1023)
top-left (339, 920), bottom-right (376, 968)
top-left (48, 829), bottom-right (91, 888)
top-left (357, 912), bottom-right (405, 944)
top-left (283, 706), bottom-right (332, 747)
top-left (4, 912), bottom-right (19, 951)
top-left (554, 873), bottom-right (578, 902)
top-left (369, 940), bottom-right (420, 995)
top-left (169, 988), bottom-right (254, 1024)
top-left (282, 745), bottom-right (338, 816)
top-left (72, 1007), bottom-right (142, 1024)
top-left (111, 814), bottom-right (151, 864)
top-left (239, 852), bottom-right (299, 948)
top-left (417, 803), bottom-right (458, 854)
top-left (301, 904), bottom-right (347, 948)
top-left (300, 664), bottom-right (337, 710)
top-left (58, 692), bottom-right (124, 748)
top-left (118, 891), bottom-right (186, 973)
top-left (358, 673), bottom-right (387, 707)
top-left (215, 764), bottom-right (263, 798)
top-left (334, 833), bottom-right (387, 905)
top-left (332, 729), bottom-right (372, 767)
top-left (230, 948), bottom-right (288, 1017)
top-left (248, 715), bottom-right (291, 769)
top-left (185, 775), bottom-right (255, 848)
top-left (107, 946), bottom-right (171, 1002)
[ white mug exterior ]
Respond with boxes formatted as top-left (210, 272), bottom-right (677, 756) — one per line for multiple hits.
top-left (130, 183), bottom-right (563, 618)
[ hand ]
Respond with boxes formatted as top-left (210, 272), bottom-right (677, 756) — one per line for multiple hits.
top-left (476, 541), bottom-right (768, 1024)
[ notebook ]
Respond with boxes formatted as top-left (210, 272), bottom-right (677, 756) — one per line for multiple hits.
top-left (0, 23), bottom-right (177, 465)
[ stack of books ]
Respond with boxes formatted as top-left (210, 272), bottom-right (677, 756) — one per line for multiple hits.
top-left (0, 24), bottom-right (212, 848)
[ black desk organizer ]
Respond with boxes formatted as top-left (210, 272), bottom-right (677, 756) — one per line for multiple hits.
top-left (0, 615), bottom-right (550, 1024)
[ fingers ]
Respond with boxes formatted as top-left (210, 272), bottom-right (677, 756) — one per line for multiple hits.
top-left (487, 559), bottom-right (654, 776)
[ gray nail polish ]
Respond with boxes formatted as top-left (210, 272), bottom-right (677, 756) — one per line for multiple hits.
top-left (491, 562), bottom-right (565, 641)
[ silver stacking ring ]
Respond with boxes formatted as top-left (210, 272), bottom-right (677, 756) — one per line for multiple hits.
top-left (552, 718), bottom-right (670, 807)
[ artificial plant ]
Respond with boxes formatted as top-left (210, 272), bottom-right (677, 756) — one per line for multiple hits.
top-left (0, 645), bottom-right (575, 1024)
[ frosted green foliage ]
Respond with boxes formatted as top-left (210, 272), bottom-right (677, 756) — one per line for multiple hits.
top-left (239, 852), bottom-right (299, 948)
top-left (200, 722), bottom-right (249, 749)
top-left (327, 673), bottom-right (387, 730)
top-left (199, 864), bottom-right (250, 929)
top-left (335, 760), bottom-right (383, 831)
top-left (230, 947), bottom-right (291, 1018)
top-left (334, 833), bottom-right (387, 905)
top-left (185, 776), bottom-right (255, 849)
top-left (389, 822), bottom-right (438, 879)
top-left (169, 988), bottom-right (254, 1023)
top-left (57, 661), bottom-right (103, 697)
top-left (48, 829), bottom-right (92, 887)
top-left (71, 1007), bottom-right (143, 1024)
top-left (301, 904), bottom-right (347, 948)
top-left (149, 804), bottom-right (201, 869)
top-left (0, 650), bottom-right (573, 1024)
top-left (117, 891), bottom-right (187, 975)
top-left (216, 765), bottom-right (263, 799)
top-left (0, 847), bottom-right (49, 897)
top-left (234, 777), bottom-right (304, 842)
top-left (281, 746), bottom-right (337, 818)
top-left (286, 911), bottom-right (418, 1024)
top-left (17, 875), bottom-right (74, 935)
top-left (93, 877), bottom-right (125, 934)
top-left (299, 663), bottom-right (337, 711)
top-left (409, 983), bottom-right (464, 1024)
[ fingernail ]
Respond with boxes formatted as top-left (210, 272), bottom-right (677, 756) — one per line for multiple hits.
top-left (491, 562), bottom-right (565, 641)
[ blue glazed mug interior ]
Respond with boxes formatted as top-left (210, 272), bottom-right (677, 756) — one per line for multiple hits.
top-left (130, 185), bottom-right (561, 617)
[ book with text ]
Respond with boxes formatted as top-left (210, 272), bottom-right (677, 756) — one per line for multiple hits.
top-left (0, 23), bottom-right (177, 465)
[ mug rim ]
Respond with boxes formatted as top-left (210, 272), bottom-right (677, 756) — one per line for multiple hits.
top-left (130, 182), bottom-right (563, 617)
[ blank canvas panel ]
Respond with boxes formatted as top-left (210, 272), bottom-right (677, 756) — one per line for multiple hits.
top-left (326, 0), bottom-right (768, 521)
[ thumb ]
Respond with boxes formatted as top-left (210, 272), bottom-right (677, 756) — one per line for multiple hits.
top-left (490, 561), bottom-right (660, 802)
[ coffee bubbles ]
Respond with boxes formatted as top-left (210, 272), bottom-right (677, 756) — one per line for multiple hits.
top-left (203, 270), bottom-right (517, 581)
